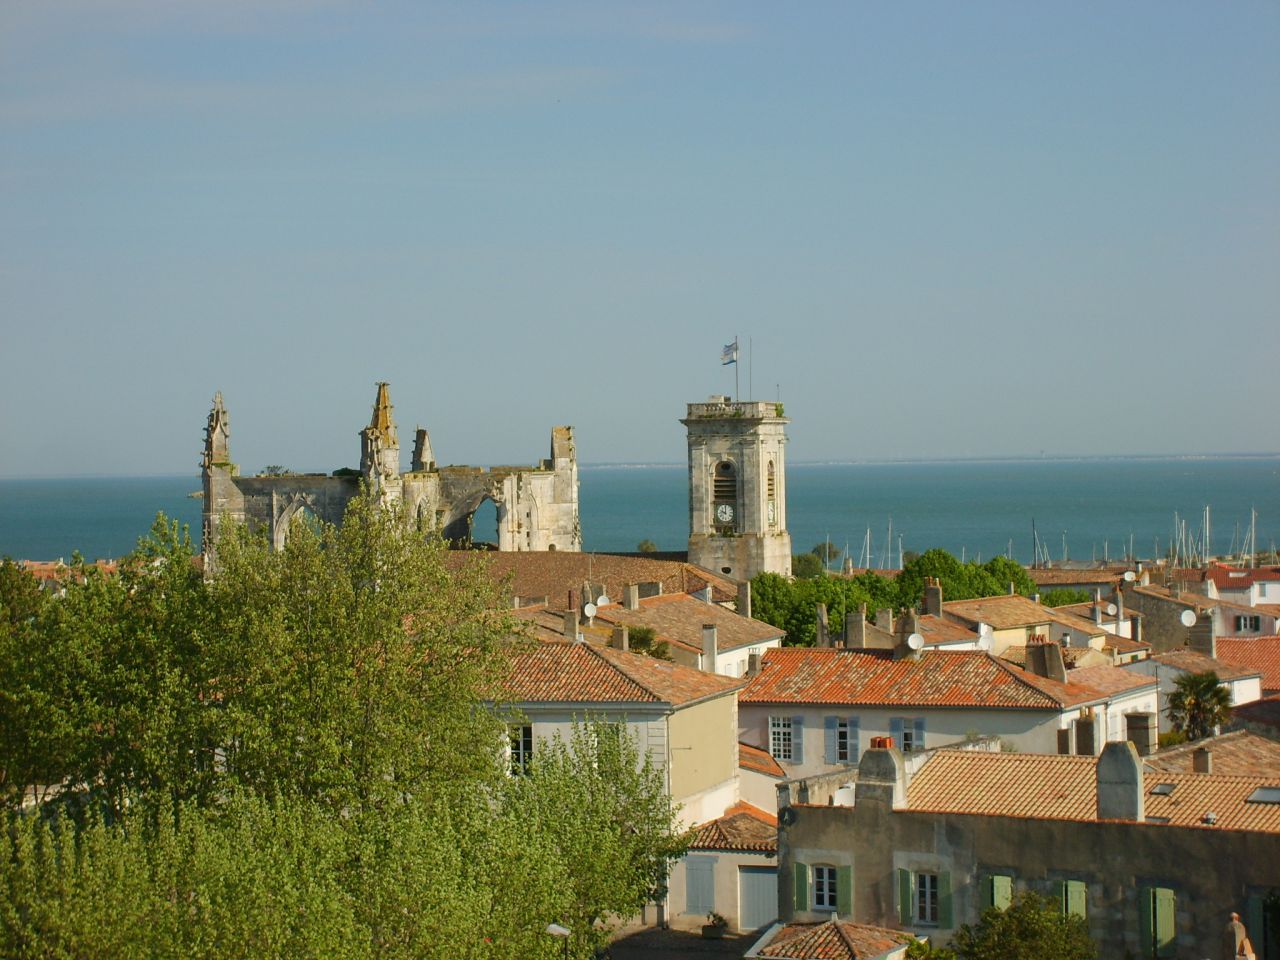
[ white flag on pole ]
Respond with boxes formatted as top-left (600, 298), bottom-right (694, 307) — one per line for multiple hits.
top-left (720, 340), bottom-right (739, 366)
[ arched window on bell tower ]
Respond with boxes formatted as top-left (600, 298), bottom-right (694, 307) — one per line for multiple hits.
top-left (712, 460), bottom-right (738, 533)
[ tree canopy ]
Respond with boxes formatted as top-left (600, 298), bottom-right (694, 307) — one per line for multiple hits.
top-left (0, 498), bottom-right (687, 958)
top-left (950, 891), bottom-right (1097, 960)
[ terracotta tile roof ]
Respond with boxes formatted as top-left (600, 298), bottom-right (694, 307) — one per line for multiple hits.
top-left (1145, 731), bottom-right (1280, 778)
top-left (908, 752), bottom-right (1098, 820)
top-left (1055, 664), bottom-right (1159, 699)
top-left (1132, 585), bottom-right (1218, 613)
top-left (445, 551), bottom-right (738, 609)
top-left (1259, 604), bottom-right (1280, 618)
top-left (594, 593), bottom-right (783, 654)
top-left (1144, 773), bottom-right (1280, 832)
top-left (1000, 645), bottom-right (1108, 669)
top-left (1151, 649), bottom-right (1263, 684)
top-left (942, 594), bottom-right (1105, 636)
top-left (1205, 565), bottom-right (1280, 590)
top-left (689, 802), bottom-right (778, 853)
top-left (501, 641), bottom-right (743, 707)
top-left (1216, 638), bottom-right (1280, 694)
top-left (907, 750), bottom-right (1280, 832)
top-left (1103, 634), bottom-right (1151, 655)
top-left (740, 741), bottom-right (786, 778)
top-left (756, 920), bottom-right (914, 960)
top-left (741, 648), bottom-right (1069, 710)
top-left (1026, 566), bottom-right (1130, 587)
top-left (915, 615), bottom-right (978, 646)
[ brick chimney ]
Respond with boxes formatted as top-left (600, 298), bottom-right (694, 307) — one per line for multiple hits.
top-left (876, 608), bottom-right (894, 632)
top-left (701, 624), bottom-right (718, 673)
top-left (737, 580), bottom-right (752, 619)
top-left (854, 740), bottom-right (907, 809)
top-left (1025, 635), bottom-right (1068, 683)
top-left (612, 625), bottom-right (629, 652)
top-left (624, 583), bottom-right (640, 611)
top-left (845, 607), bottom-right (866, 650)
top-left (563, 610), bottom-right (580, 641)
top-left (923, 577), bottom-right (943, 617)
top-left (1194, 746), bottom-right (1213, 774)
top-left (1125, 711), bottom-right (1158, 757)
top-left (815, 603), bottom-right (831, 648)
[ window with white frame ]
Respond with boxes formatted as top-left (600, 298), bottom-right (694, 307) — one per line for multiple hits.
top-left (915, 872), bottom-right (939, 925)
top-left (770, 716), bottom-right (794, 760)
top-left (509, 724), bottom-right (533, 775)
top-left (836, 718), bottom-right (852, 762)
top-left (813, 865), bottom-right (838, 910)
top-left (1236, 614), bottom-right (1262, 633)
top-left (900, 720), bottom-right (920, 753)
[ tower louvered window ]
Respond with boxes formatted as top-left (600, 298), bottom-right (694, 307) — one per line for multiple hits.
top-left (714, 461), bottom-right (736, 501)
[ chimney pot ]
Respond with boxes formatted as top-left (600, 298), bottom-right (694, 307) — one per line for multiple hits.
top-left (1193, 746), bottom-right (1213, 774)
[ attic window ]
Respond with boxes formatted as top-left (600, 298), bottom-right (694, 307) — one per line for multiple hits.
top-left (1246, 787), bottom-right (1280, 805)
top-left (1150, 783), bottom-right (1177, 796)
top-left (1145, 816), bottom-right (1171, 824)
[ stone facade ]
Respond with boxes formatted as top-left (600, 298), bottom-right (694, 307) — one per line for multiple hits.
top-left (202, 383), bottom-right (581, 561)
top-left (682, 397), bottom-right (792, 581)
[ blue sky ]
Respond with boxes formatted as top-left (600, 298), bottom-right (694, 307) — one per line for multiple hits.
top-left (2, 1), bottom-right (1277, 477)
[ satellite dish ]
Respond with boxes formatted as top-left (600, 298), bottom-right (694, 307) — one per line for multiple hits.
top-left (1106, 603), bottom-right (1118, 616)
top-left (977, 633), bottom-right (992, 652)
top-left (1180, 609), bottom-right (1197, 628)
top-left (907, 633), bottom-right (925, 651)
top-left (596, 594), bottom-right (610, 607)
top-left (583, 602), bottom-right (598, 619)
top-left (978, 622), bottom-right (994, 639)
top-left (1124, 571), bottom-right (1136, 582)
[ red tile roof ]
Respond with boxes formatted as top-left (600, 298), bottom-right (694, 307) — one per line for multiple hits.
top-left (594, 593), bottom-right (783, 654)
top-left (1234, 696), bottom-right (1280, 733)
top-left (689, 802), bottom-right (778, 853)
top-left (1205, 565), bottom-right (1280, 590)
top-left (915, 615), bottom-right (978, 646)
top-left (942, 594), bottom-right (1104, 636)
top-left (741, 648), bottom-right (1086, 710)
top-left (1216, 637), bottom-right (1280, 695)
top-left (1026, 566), bottom-right (1130, 587)
top-left (501, 641), bottom-right (743, 707)
top-left (740, 741), bottom-right (786, 778)
top-left (756, 920), bottom-right (915, 960)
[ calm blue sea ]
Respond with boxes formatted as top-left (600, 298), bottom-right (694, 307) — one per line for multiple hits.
top-left (1, 459), bottom-right (1277, 566)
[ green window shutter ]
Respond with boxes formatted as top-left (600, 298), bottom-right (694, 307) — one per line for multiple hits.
top-left (837, 865), bottom-right (853, 917)
top-left (1147, 887), bottom-right (1175, 958)
top-left (1065, 880), bottom-right (1087, 919)
top-left (794, 862), bottom-right (809, 912)
top-left (991, 875), bottom-right (1012, 911)
top-left (938, 871), bottom-right (953, 929)
top-left (1053, 880), bottom-right (1067, 915)
top-left (898, 869), bottom-right (913, 925)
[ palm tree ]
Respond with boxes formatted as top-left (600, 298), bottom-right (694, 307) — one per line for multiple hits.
top-left (1167, 670), bottom-right (1232, 741)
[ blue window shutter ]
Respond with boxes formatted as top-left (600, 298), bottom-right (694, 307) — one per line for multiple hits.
top-left (794, 862), bottom-right (809, 912)
top-left (792, 716), bottom-right (805, 764)
top-left (898, 869), bottom-right (912, 925)
top-left (1246, 896), bottom-right (1266, 958)
top-left (824, 716), bottom-right (838, 764)
top-left (890, 717), bottom-right (904, 751)
top-left (913, 718), bottom-right (926, 752)
top-left (939, 872), bottom-right (953, 928)
top-left (837, 865), bottom-right (853, 917)
top-left (849, 716), bottom-right (861, 762)
top-left (685, 857), bottom-right (715, 915)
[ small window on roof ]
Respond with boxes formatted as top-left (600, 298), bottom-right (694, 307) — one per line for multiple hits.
top-left (1246, 787), bottom-right (1280, 805)
top-left (1151, 783), bottom-right (1177, 796)
top-left (1145, 816), bottom-right (1171, 824)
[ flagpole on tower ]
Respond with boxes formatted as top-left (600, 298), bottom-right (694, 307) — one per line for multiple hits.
top-left (735, 335), bottom-right (740, 401)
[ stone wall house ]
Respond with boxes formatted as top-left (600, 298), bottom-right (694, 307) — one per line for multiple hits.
top-left (776, 741), bottom-right (1280, 958)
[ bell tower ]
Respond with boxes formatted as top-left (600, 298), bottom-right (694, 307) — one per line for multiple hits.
top-left (682, 396), bottom-right (791, 581)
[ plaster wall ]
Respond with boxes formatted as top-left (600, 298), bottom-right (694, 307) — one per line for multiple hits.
top-left (668, 849), bottom-right (778, 933)
top-left (669, 694), bottom-right (740, 811)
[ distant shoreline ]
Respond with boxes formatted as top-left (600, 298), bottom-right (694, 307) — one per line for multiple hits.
top-left (2, 451), bottom-right (1279, 481)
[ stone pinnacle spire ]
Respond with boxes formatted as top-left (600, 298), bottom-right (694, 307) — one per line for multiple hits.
top-left (368, 381), bottom-right (398, 445)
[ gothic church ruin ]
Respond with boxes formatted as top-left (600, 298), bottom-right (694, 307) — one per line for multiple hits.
top-left (202, 383), bottom-right (581, 557)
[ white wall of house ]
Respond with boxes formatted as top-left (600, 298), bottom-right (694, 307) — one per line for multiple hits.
top-left (739, 766), bottom-right (784, 813)
top-left (712, 638), bottom-right (784, 678)
top-left (668, 849), bottom-right (778, 933)
top-left (1212, 605), bottom-right (1280, 637)
top-left (1123, 662), bottom-right (1259, 732)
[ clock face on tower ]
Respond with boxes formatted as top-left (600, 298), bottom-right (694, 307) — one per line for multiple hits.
top-left (715, 502), bottom-right (735, 524)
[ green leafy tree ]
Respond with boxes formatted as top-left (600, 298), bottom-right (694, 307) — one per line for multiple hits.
top-left (981, 556), bottom-right (1037, 597)
top-left (792, 552), bottom-right (823, 579)
top-left (896, 549), bottom-right (1003, 610)
top-left (625, 625), bottom-right (671, 660)
top-left (811, 542), bottom-right (842, 565)
top-left (1040, 588), bottom-right (1093, 608)
top-left (503, 722), bottom-right (689, 957)
top-left (951, 891), bottom-right (1097, 960)
top-left (750, 572), bottom-right (873, 646)
top-left (636, 539), bottom-right (658, 553)
top-left (1167, 670), bottom-right (1232, 741)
